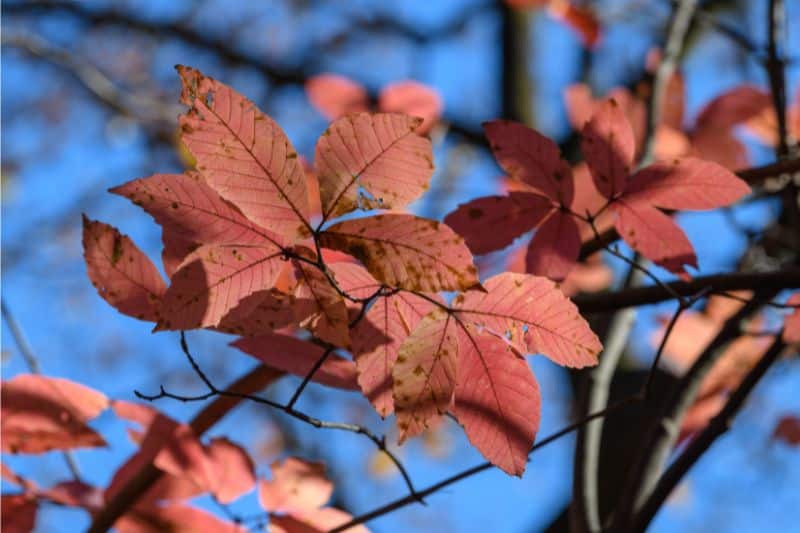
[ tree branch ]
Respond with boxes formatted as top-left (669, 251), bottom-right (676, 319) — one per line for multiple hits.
top-left (87, 364), bottom-right (284, 533)
top-left (630, 333), bottom-right (787, 532)
top-left (573, 269), bottom-right (800, 313)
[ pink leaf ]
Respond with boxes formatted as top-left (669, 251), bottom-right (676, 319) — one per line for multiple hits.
top-left (1, 495), bottom-right (37, 533)
top-left (378, 81), bottom-right (443, 134)
top-left (114, 502), bottom-right (247, 533)
top-left (161, 230), bottom-right (197, 279)
top-left (216, 289), bottom-right (297, 336)
top-left (444, 192), bottom-right (555, 254)
top-left (393, 308), bottom-right (458, 442)
top-left (690, 128), bottom-right (749, 170)
top-left (176, 65), bottom-right (311, 240)
top-left (82, 216), bottom-right (166, 322)
top-left (205, 437), bottom-right (257, 503)
top-left (483, 120), bottom-right (574, 204)
top-left (314, 112), bottom-right (434, 219)
top-left (581, 98), bottom-right (636, 198)
top-left (625, 158), bottom-right (750, 210)
top-left (695, 85), bottom-right (772, 131)
top-left (613, 199), bottom-right (697, 275)
top-left (525, 210), bottom-right (581, 281)
top-left (270, 508), bottom-right (370, 533)
top-left (453, 326), bottom-right (540, 476)
top-left (259, 457), bottom-right (333, 513)
top-left (305, 74), bottom-right (369, 120)
top-left (111, 173), bottom-right (285, 248)
top-left (292, 261), bottom-right (351, 347)
top-left (454, 272), bottom-right (602, 367)
top-left (1, 374), bottom-right (108, 454)
top-left (232, 333), bottom-right (358, 390)
top-left (783, 293), bottom-right (800, 344)
top-left (156, 243), bottom-right (284, 330)
top-left (352, 291), bottom-right (440, 417)
top-left (320, 214), bottom-right (480, 292)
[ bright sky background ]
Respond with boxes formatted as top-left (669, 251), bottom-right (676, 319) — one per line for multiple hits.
top-left (2, 1), bottom-right (800, 532)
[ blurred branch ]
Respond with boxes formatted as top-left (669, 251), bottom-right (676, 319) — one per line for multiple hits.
top-left (766, 0), bottom-right (792, 159)
top-left (2, 29), bottom-right (181, 125)
top-left (88, 364), bottom-right (284, 533)
top-left (573, 269), bottom-right (799, 313)
top-left (4, 0), bottom-right (488, 145)
top-left (330, 397), bottom-right (638, 532)
top-left (613, 290), bottom-right (777, 528)
top-left (630, 333), bottom-right (787, 532)
top-left (1, 298), bottom-right (83, 481)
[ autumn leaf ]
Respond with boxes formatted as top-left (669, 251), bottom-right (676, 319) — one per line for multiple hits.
top-left (305, 74), bottom-right (369, 119)
top-left (82, 216), bottom-right (166, 322)
top-left (315, 112), bottom-right (434, 219)
top-left (453, 325), bottom-right (541, 476)
top-left (1, 495), bottom-right (37, 533)
top-left (259, 457), bottom-right (333, 513)
top-left (454, 272), bottom-right (602, 367)
top-left (393, 308), bottom-right (458, 442)
top-left (232, 333), bottom-right (358, 390)
top-left (176, 65), bottom-right (311, 240)
top-left (1, 374), bottom-right (108, 454)
top-left (353, 289), bottom-right (440, 417)
top-left (483, 119), bottom-right (574, 205)
top-left (580, 98), bottom-right (636, 198)
top-left (292, 260), bottom-right (351, 347)
top-left (320, 214), bottom-right (480, 292)
top-left (270, 507), bottom-right (370, 533)
top-left (525, 209), bottom-right (582, 282)
top-left (378, 81), bottom-right (443, 134)
top-left (444, 192), bottom-right (554, 255)
top-left (782, 293), bottom-right (800, 344)
top-left (156, 243), bottom-right (285, 330)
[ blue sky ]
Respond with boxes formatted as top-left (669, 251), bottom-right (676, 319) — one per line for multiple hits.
top-left (2, 1), bottom-right (799, 531)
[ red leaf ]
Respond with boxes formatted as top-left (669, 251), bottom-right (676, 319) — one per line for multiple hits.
top-left (352, 291), bottom-right (440, 417)
top-left (773, 415), bottom-right (800, 446)
top-left (314, 112), bottom-right (433, 219)
top-left (82, 216), bottom-right (166, 322)
top-left (270, 508), bottom-right (370, 533)
top-left (525, 210), bottom-right (581, 281)
top-left (176, 65), bottom-right (311, 240)
top-left (547, 0), bottom-right (600, 48)
top-left (216, 289), bottom-right (297, 337)
top-left (259, 457), bottom-right (333, 513)
top-left (580, 98), bottom-right (636, 198)
top-left (305, 74), bottom-right (369, 120)
top-left (454, 273), bottom-right (602, 367)
top-left (453, 326), bottom-right (540, 476)
top-left (483, 120), bottom-right (574, 204)
top-left (111, 173), bottom-right (285, 248)
top-left (625, 157), bottom-right (750, 210)
top-left (695, 85), bottom-right (772, 131)
top-left (320, 214), bottom-right (480, 292)
top-left (378, 81), bottom-right (443, 134)
top-left (444, 192), bottom-right (554, 254)
top-left (1, 374), bottom-right (108, 454)
top-left (161, 229), bottom-right (197, 279)
top-left (783, 293), bottom-right (800, 344)
top-left (1, 495), bottom-right (37, 533)
top-left (156, 243), bottom-right (285, 330)
top-left (292, 261), bottom-right (351, 347)
top-left (393, 308), bottom-right (458, 442)
top-left (691, 128), bottom-right (749, 170)
top-left (204, 437), bottom-right (257, 503)
top-left (613, 199), bottom-right (697, 275)
top-left (232, 333), bottom-right (358, 390)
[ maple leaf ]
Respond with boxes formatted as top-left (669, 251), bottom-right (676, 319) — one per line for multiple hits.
top-left (176, 65), bottom-right (311, 240)
top-left (320, 214), bottom-right (480, 292)
top-left (314, 112), bottom-right (434, 219)
top-left (232, 333), bottom-right (358, 390)
top-left (1, 375), bottom-right (108, 454)
top-left (82, 216), bottom-right (166, 322)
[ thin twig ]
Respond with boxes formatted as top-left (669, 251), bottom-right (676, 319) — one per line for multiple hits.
top-left (630, 334), bottom-right (787, 532)
top-left (330, 397), bottom-right (638, 532)
top-left (1, 298), bottom-right (83, 482)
